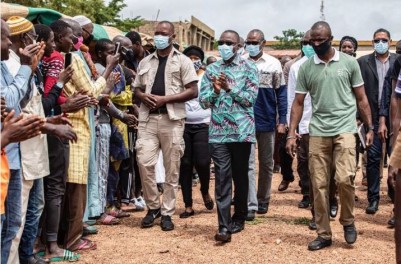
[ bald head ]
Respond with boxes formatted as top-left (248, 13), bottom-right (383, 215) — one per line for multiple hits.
top-left (113, 35), bottom-right (132, 47)
top-left (311, 21), bottom-right (332, 37)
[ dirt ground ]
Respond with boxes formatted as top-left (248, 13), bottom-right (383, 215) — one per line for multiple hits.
top-left (79, 160), bottom-right (396, 264)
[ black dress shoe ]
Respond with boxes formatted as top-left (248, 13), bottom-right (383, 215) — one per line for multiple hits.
top-left (246, 210), bottom-right (256, 221)
top-left (388, 217), bottom-right (395, 228)
top-left (231, 222), bottom-right (244, 234)
top-left (257, 203), bottom-right (268, 214)
top-left (215, 228), bottom-right (231, 243)
top-left (179, 210), bottom-right (195, 219)
top-left (308, 236), bottom-right (332, 251)
top-left (160, 215), bottom-right (174, 231)
top-left (343, 223), bottom-right (357, 244)
top-left (366, 200), bottom-right (379, 214)
top-left (308, 218), bottom-right (317, 230)
top-left (278, 180), bottom-right (291, 192)
top-left (330, 202), bottom-right (338, 218)
top-left (298, 196), bottom-right (310, 209)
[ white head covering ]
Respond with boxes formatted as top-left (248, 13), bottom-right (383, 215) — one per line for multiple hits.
top-left (72, 15), bottom-right (92, 27)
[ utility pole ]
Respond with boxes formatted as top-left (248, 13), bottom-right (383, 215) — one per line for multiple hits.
top-left (320, 0), bottom-right (326, 21)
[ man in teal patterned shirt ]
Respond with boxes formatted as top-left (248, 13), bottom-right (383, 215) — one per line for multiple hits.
top-left (200, 30), bottom-right (259, 243)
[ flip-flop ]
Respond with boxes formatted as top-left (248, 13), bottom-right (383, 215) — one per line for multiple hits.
top-left (48, 250), bottom-right (80, 262)
top-left (70, 239), bottom-right (97, 252)
top-left (96, 214), bottom-right (120, 225)
top-left (121, 202), bottom-right (136, 212)
top-left (106, 208), bottom-right (130, 218)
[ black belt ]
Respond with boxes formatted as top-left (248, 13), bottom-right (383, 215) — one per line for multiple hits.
top-left (149, 107), bottom-right (168, 114)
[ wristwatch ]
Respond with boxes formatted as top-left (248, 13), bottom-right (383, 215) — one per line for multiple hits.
top-left (366, 125), bottom-right (374, 132)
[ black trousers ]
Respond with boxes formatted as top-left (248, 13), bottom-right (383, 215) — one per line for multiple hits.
top-left (42, 136), bottom-right (69, 242)
top-left (209, 142), bottom-right (251, 231)
top-left (179, 124), bottom-right (211, 208)
top-left (279, 133), bottom-right (294, 182)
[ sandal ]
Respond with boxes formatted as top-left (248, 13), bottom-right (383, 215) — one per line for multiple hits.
top-left (96, 214), bottom-right (120, 225)
top-left (70, 239), bottom-right (97, 252)
top-left (120, 202), bottom-right (136, 212)
top-left (47, 250), bottom-right (80, 262)
top-left (83, 225), bottom-right (98, 236)
top-left (106, 206), bottom-right (130, 218)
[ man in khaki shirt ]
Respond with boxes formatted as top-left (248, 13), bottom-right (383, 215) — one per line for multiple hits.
top-left (134, 21), bottom-right (198, 231)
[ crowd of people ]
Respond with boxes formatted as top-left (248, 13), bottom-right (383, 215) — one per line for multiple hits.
top-left (0, 12), bottom-right (400, 264)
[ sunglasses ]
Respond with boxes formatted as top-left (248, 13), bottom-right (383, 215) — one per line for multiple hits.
top-left (373, 38), bottom-right (389, 44)
top-left (217, 41), bottom-right (236, 46)
top-left (245, 41), bottom-right (260, 45)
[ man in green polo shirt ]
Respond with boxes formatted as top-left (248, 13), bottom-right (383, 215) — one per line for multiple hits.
top-left (286, 21), bottom-right (374, 251)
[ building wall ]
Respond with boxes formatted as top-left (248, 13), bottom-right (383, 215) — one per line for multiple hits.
top-left (136, 16), bottom-right (215, 51)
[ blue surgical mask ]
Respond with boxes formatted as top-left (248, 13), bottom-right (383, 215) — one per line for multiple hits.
top-left (302, 44), bottom-right (315, 58)
top-left (218, 44), bottom-right (235, 61)
top-left (374, 41), bottom-right (389, 55)
top-left (246, 44), bottom-right (260, 57)
top-left (193, 60), bottom-right (202, 71)
top-left (154, 35), bottom-right (171, 50)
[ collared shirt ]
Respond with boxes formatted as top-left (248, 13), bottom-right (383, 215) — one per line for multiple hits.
top-left (4, 50), bottom-right (49, 180)
top-left (1, 52), bottom-right (32, 170)
top-left (296, 48), bottom-right (364, 136)
top-left (375, 54), bottom-right (390, 105)
top-left (199, 55), bottom-right (259, 143)
top-left (287, 56), bottom-right (312, 135)
top-left (63, 52), bottom-right (106, 184)
top-left (133, 48), bottom-right (198, 121)
top-left (243, 53), bottom-right (287, 132)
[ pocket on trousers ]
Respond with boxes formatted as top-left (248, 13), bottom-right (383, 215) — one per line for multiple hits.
top-left (171, 136), bottom-right (185, 161)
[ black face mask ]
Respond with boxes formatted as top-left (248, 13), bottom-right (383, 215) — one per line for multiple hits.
top-left (312, 39), bottom-right (331, 56)
top-left (83, 34), bottom-right (94, 46)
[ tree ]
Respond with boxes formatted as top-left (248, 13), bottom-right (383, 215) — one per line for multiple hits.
top-left (272, 29), bottom-right (304, 50)
top-left (8, 0), bottom-right (143, 30)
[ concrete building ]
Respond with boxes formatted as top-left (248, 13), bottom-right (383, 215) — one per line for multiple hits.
top-left (136, 16), bottom-right (215, 51)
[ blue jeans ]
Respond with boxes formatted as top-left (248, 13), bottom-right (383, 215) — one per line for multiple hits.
top-left (1, 169), bottom-right (22, 263)
top-left (19, 178), bottom-right (44, 263)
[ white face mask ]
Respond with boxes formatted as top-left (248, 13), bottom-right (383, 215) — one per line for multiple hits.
top-left (237, 47), bottom-right (245, 56)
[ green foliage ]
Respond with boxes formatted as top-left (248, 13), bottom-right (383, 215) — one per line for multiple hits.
top-left (8, 0), bottom-right (143, 30)
top-left (272, 29), bottom-right (304, 50)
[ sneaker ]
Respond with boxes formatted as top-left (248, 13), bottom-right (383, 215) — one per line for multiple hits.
top-left (160, 215), bottom-right (174, 231)
top-left (133, 198), bottom-right (145, 211)
top-left (137, 196), bottom-right (146, 208)
top-left (141, 208), bottom-right (161, 228)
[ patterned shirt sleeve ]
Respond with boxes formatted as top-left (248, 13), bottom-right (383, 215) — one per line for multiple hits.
top-left (199, 66), bottom-right (220, 109)
top-left (228, 62), bottom-right (259, 107)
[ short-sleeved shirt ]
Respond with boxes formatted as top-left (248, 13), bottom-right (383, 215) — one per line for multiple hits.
top-left (296, 48), bottom-right (364, 136)
top-left (133, 48), bottom-right (198, 121)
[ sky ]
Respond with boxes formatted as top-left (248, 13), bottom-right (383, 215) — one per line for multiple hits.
top-left (121, 0), bottom-right (400, 41)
